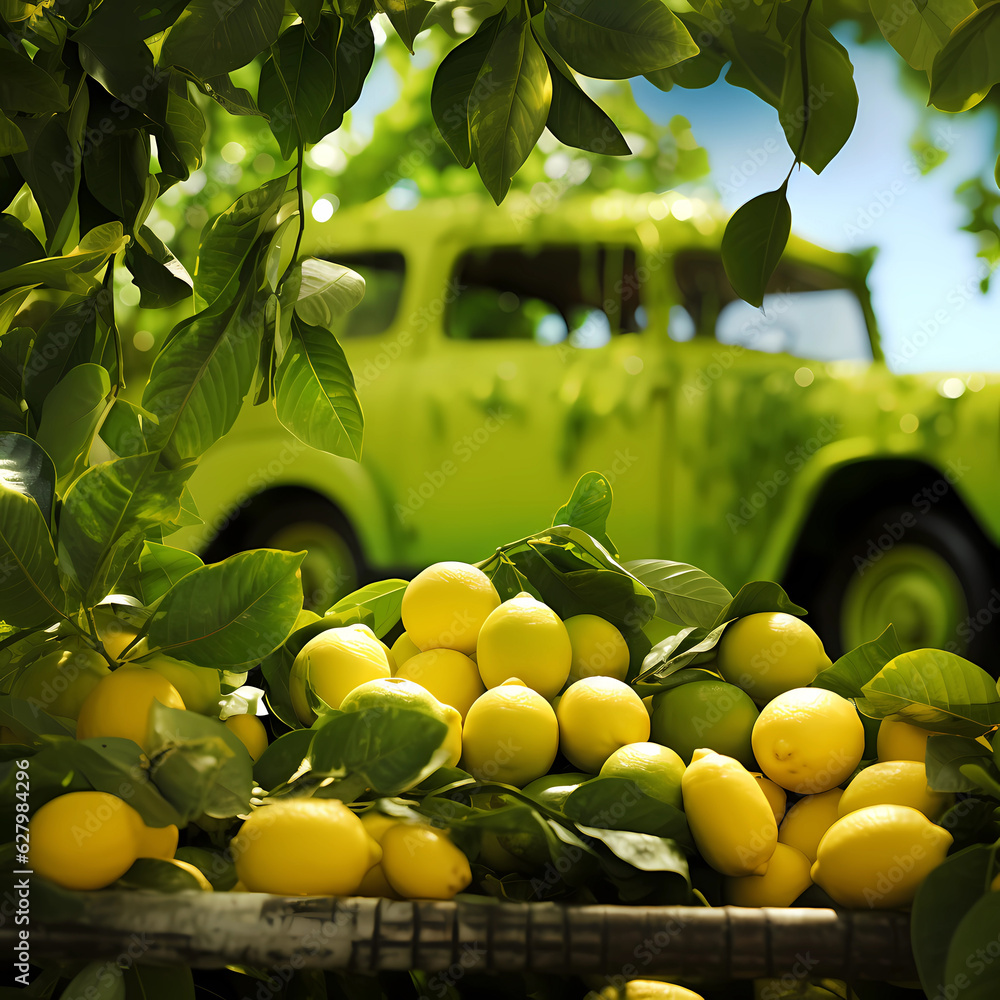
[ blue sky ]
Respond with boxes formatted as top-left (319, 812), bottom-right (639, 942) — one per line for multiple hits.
top-left (632, 29), bottom-right (1000, 373)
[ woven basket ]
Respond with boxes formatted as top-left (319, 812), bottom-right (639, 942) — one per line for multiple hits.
top-left (13, 894), bottom-right (916, 981)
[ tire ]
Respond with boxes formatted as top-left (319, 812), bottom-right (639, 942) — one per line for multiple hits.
top-left (242, 498), bottom-right (366, 613)
top-left (808, 508), bottom-right (998, 671)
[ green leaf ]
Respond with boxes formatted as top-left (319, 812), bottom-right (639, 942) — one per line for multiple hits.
top-left (645, 45), bottom-right (727, 92)
top-left (636, 622), bottom-right (728, 683)
top-left (122, 967), bottom-right (195, 1000)
top-left (944, 886), bottom-right (1000, 996)
top-left (551, 471), bottom-right (617, 556)
top-left (324, 578), bottom-right (409, 634)
top-left (259, 644), bottom-right (299, 728)
top-left (12, 114), bottom-right (77, 253)
top-left (147, 703), bottom-right (253, 821)
top-left (83, 129), bottom-right (150, 228)
top-left (193, 174), bottom-right (289, 313)
top-left (0, 44), bottom-right (67, 113)
top-left (721, 183), bottom-right (791, 308)
top-left (146, 548), bottom-right (304, 668)
top-left (381, 0), bottom-right (434, 51)
top-left (126, 226), bottom-right (193, 309)
top-left (542, 53), bottom-right (630, 157)
top-left (33, 363), bottom-right (111, 487)
top-left (724, 27), bottom-right (788, 108)
top-left (779, 19), bottom-right (858, 173)
top-left (624, 559), bottom-right (732, 629)
top-left (308, 705), bottom-right (450, 796)
top-left (257, 18), bottom-right (338, 159)
top-left (913, 844), bottom-right (995, 996)
top-left (575, 824), bottom-right (690, 879)
top-left (174, 845), bottom-right (237, 890)
top-left (870, 0), bottom-right (974, 71)
top-left (57, 454), bottom-right (190, 604)
top-left (860, 649), bottom-right (1000, 736)
top-left (115, 857), bottom-right (205, 893)
top-left (98, 398), bottom-right (148, 458)
top-left (925, 734), bottom-right (994, 792)
top-left (711, 579), bottom-right (806, 628)
top-left (544, 0), bottom-right (698, 79)
top-left (931, 2), bottom-right (1000, 112)
top-left (0, 112), bottom-right (25, 155)
top-left (0, 432), bottom-right (55, 524)
top-left (273, 313), bottom-right (364, 460)
top-left (812, 624), bottom-right (903, 701)
top-left (157, 80), bottom-right (208, 183)
top-left (0, 484), bottom-right (63, 627)
top-left (471, 20), bottom-right (551, 204)
top-left (141, 289), bottom-right (264, 467)
top-left (293, 257), bottom-right (366, 328)
top-left (254, 727), bottom-right (313, 788)
top-left (430, 14), bottom-right (503, 169)
top-left (195, 72), bottom-right (267, 116)
top-left (59, 961), bottom-right (125, 1000)
top-left (138, 542), bottom-right (204, 604)
top-left (564, 776), bottom-right (692, 845)
top-left (316, 14), bottom-right (375, 134)
top-left (292, 0), bottom-right (323, 33)
top-left (160, 0), bottom-right (284, 78)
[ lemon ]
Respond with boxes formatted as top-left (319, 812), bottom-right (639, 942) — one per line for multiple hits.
top-left (563, 614), bottom-right (630, 684)
top-left (649, 679), bottom-right (758, 769)
top-left (390, 631), bottom-right (421, 671)
top-left (76, 666), bottom-right (186, 752)
top-left (232, 798), bottom-right (380, 895)
top-left (777, 788), bottom-right (843, 863)
top-left (356, 810), bottom-right (403, 898)
top-left (93, 609), bottom-right (141, 660)
top-left (224, 714), bottom-right (269, 762)
top-left (811, 803), bottom-right (953, 908)
top-left (395, 648), bottom-right (484, 720)
top-left (751, 772), bottom-right (787, 825)
top-left (717, 613), bottom-right (832, 704)
top-left (12, 645), bottom-right (110, 720)
top-left (30, 791), bottom-right (141, 890)
top-left (681, 749), bottom-right (777, 876)
top-left (598, 983), bottom-right (705, 1000)
top-left (838, 760), bottom-right (954, 820)
top-left (132, 653), bottom-right (221, 716)
top-left (751, 687), bottom-right (864, 794)
top-left (134, 820), bottom-right (179, 860)
top-left (877, 718), bottom-right (931, 763)
top-left (723, 842), bottom-right (812, 907)
top-left (462, 679), bottom-right (559, 785)
top-left (380, 822), bottom-right (472, 899)
top-left (289, 624), bottom-right (391, 723)
top-left (600, 742), bottom-right (685, 811)
top-left (401, 561), bottom-right (501, 654)
top-left (341, 676), bottom-right (463, 768)
top-left (557, 676), bottom-right (650, 773)
top-left (476, 592), bottom-right (572, 699)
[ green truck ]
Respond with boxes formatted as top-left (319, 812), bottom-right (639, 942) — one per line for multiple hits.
top-left (171, 190), bottom-right (1000, 664)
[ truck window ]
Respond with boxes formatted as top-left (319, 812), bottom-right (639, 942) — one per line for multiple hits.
top-left (320, 251), bottom-right (405, 337)
top-left (447, 245), bottom-right (645, 346)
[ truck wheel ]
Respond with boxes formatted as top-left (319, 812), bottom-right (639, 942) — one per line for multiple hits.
top-left (811, 509), bottom-right (998, 669)
top-left (244, 502), bottom-right (365, 613)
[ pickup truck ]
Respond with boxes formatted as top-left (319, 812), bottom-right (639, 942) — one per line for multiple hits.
top-left (171, 190), bottom-right (1000, 665)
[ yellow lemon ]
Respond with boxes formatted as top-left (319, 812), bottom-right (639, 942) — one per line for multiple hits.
top-left (750, 772), bottom-right (787, 825)
top-left (289, 624), bottom-right (391, 723)
top-left (649, 679), bottom-right (758, 769)
top-left (130, 653), bottom-right (221, 716)
top-left (838, 760), bottom-right (954, 820)
top-left (462, 679), bottom-right (558, 785)
top-left (717, 612), bottom-right (832, 704)
top-left (390, 631), bottom-right (422, 671)
top-left (811, 804), bottom-right (953, 908)
top-left (356, 809), bottom-right (403, 898)
top-left (340, 676), bottom-right (462, 768)
top-left (134, 820), bottom-right (179, 860)
top-left (401, 561), bottom-right (500, 654)
top-left (232, 798), bottom-right (380, 895)
top-left (12, 645), bottom-right (110, 720)
top-left (557, 676), bottom-right (650, 773)
top-left (380, 822), bottom-right (471, 900)
top-left (476, 592), bottom-right (571, 699)
top-left (224, 714), bottom-right (269, 762)
top-left (723, 842), bottom-right (812, 907)
top-left (681, 749), bottom-right (777, 876)
top-left (395, 648), bottom-right (484, 720)
top-left (600, 742), bottom-right (685, 811)
top-left (598, 983), bottom-right (705, 1000)
top-left (751, 687), bottom-right (864, 794)
top-left (76, 666), bottom-right (186, 752)
top-left (877, 718), bottom-right (932, 763)
top-left (563, 614), bottom-right (630, 684)
top-left (30, 791), bottom-right (141, 890)
top-left (93, 609), bottom-right (141, 660)
top-left (777, 788), bottom-right (843, 863)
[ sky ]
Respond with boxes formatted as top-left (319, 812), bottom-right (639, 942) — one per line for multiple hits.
top-left (631, 28), bottom-right (1000, 374)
